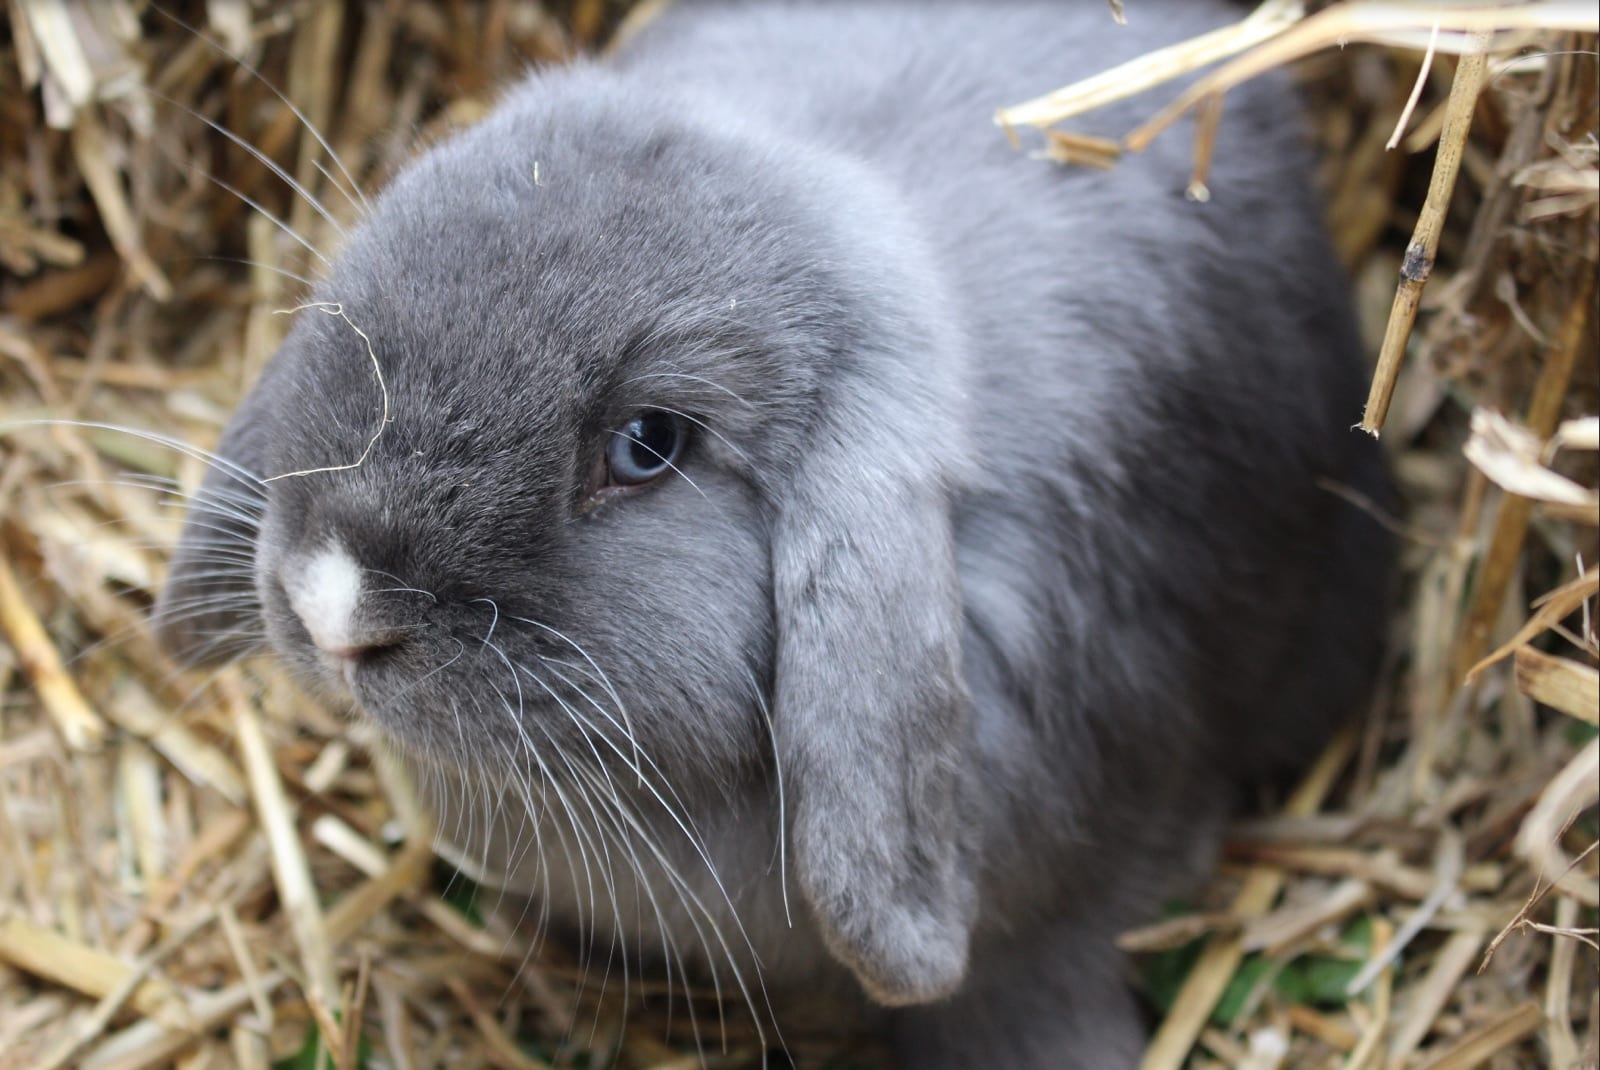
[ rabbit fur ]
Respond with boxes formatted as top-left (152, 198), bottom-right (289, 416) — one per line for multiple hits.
top-left (157, 2), bottom-right (1394, 1065)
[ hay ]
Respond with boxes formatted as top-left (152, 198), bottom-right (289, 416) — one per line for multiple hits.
top-left (0, 2), bottom-right (1595, 1068)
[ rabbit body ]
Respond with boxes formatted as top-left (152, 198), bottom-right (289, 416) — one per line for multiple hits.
top-left (160, 2), bottom-right (1393, 1066)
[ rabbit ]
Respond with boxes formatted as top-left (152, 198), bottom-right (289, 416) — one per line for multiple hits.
top-left (154, 1), bottom-right (1394, 1066)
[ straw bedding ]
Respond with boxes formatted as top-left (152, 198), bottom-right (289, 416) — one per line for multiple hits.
top-left (0, 2), bottom-right (1595, 1068)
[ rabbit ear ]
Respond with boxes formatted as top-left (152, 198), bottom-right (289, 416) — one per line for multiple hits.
top-left (772, 418), bottom-right (977, 1006)
top-left (153, 389), bottom-right (276, 666)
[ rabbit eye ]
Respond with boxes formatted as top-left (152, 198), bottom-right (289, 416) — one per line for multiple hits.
top-left (606, 410), bottom-right (685, 486)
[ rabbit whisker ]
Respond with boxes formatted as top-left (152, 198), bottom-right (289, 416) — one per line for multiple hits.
top-left (367, 638), bottom-right (467, 729)
top-left (564, 754), bottom-right (710, 1047)
top-left (504, 667), bottom-right (633, 975)
top-left (151, 3), bottom-right (371, 217)
top-left (538, 735), bottom-right (636, 1041)
top-left (512, 656), bottom-right (777, 1054)
top-left (60, 595), bottom-right (260, 670)
top-left (195, 255), bottom-right (316, 290)
top-left (645, 403), bottom-right (754, 467)
top-left (483, 664), bottom-right (607, 976)
top-left (568, 758), bottom-right (713, 1051)
top-left (749, 670), bottom-right (793, 929)
top-left (499, 646), bottom-right (745, 1051)
top-left (361, 567), bottom-right (438, 603)
top-left (154, 90), bottom-right (349, 242)
top-left (48, 475), bottom-right (266, 521)
top-left (607, 429), bottom-right (706, 500)
top-left (4, 419), bottom-right (266, 490)
top-left (619, 369), bottom-right (757, 411)
top-left (142, 592), bottom-right (260, 620)
top-left (517, 659), bottom-right (714, 883)
top-left (568, 752), bottom-right (776, 1057)
top-left (511, 615), bottom-right (639, 779)
top-left (195, 168), bottom-right (333, 267)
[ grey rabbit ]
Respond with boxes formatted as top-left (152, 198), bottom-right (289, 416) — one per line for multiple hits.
top-left (156, 1), bottom-right (1393, 1066)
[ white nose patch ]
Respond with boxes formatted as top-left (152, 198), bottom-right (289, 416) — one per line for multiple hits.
top-left (286, 542), bottom-right (365, 654)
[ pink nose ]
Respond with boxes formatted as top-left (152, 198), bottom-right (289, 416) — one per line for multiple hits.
top-left (319, 638), bottom-right (401, 690)
top-left (320, 637), bottom-right (401, 664)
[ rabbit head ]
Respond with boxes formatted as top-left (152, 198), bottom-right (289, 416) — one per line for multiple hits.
top-left (157, 71), bottom-right (978, 1006)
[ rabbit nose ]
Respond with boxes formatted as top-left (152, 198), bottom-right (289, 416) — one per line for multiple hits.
top-left (283, 540), bottom-right (376, 658)
top-left (323, 639), bottom-right (397, 663)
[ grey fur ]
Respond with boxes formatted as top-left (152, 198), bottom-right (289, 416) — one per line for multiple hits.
top-left (157, 2), bottom-right (1393, 1065)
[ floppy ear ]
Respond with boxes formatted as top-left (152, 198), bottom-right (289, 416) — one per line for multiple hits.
top-left (153, 381), bottom-right (278, 666)
top-left (771, 398), bottom-right (977, 1006)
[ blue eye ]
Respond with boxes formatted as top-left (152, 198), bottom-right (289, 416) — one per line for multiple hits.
top-left (606, 410), bottom-right (686, 486)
